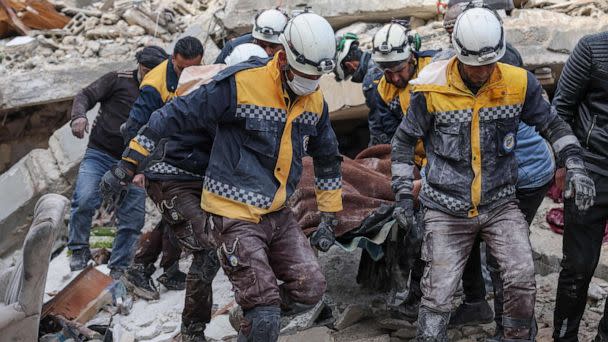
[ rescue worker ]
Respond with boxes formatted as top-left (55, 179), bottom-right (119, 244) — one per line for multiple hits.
top-left (122, 36), bottom-right (204, 140)
top-left (102, 12), bottom-right (339, 341)
top-left (334, 33), bottom-right (385, 145)
top-left (67, 46), bottom-right (166, 276)
top-left (214, 8), bottom-right (288, 64)
top-left (115, 45), bottom-right (268, 341)
top-left (435, 2), bottom-right (556, 337)
top-left (552, 31), bottom-right (608, 342)
top-left (369, 22), bottom-right (437, 319)
top-left (373, 21), bottom-right (437, 142)
top-left (391, 7), bottom-right (595, 340)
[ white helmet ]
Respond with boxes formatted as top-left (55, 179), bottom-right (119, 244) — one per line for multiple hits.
top-left (372, 23), bottom-right (412, 63)
top-left (279, 12), bottom-right (336, 76)
top-left (334, 33), bottom-right (359, 81)
top-left (225, 43), bottom-right (269, 66)
top-left (252, 9), bottom-right (288, 45)
top-left (452, 7), bottom-right (505, 66)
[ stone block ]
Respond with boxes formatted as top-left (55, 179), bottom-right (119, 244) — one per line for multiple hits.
top-left (279, 327), bottom-right (334, 342)
top-left (48, 105), bottom-right (98, 179)
top-left (216, 0), bottom-right (438, 35)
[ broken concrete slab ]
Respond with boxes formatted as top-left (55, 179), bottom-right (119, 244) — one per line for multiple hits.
top-left (0, 62), bottom-right (133, 111)
top-left (279, 326), bottom-right (334, 342)
top-left (216, 0), bottom-right (438, 36)
top-left (334, 304), bottom-right (370, 330)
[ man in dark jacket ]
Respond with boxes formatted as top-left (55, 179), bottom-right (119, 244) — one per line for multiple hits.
top-left (68, 46), bottom-right (167, 277)
top-left (553, 31), bottom-right (608, 342)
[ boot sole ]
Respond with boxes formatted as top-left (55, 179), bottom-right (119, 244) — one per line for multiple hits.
top-left (122, 277), bottom-right (160, 300)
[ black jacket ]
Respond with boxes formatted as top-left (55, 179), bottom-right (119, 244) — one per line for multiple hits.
top-left (70, 70), bottom-right (140, 159)
top-left (553, 31), bottom-right (608, 176)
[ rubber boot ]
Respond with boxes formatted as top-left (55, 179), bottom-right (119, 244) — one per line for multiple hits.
top-left (416, 306), bottom-right (450, 342)
top-left (237, 306), bottom-right (281, 342)
top-left (157, 263), bottom-right (187, 291)
top-left (123, 263), bottom-right (159, 300)
top-left (181, 322), bottom-right (207, 342)
top-left (69, 248), bottom-right (91, 272)
top-left (449, 301), bottom-right (494, 327)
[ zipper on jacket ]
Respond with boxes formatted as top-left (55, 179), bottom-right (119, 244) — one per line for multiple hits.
top-left (585, 115), bottom-right (598, 148)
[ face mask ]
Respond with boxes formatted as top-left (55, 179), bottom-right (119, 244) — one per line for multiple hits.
top-left (286, 72), bottom-right (320, 96)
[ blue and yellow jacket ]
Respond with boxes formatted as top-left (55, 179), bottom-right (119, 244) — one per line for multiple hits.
top-left (123, 58), bottom-right (210, 180)
top-left (391, 57), bottom-right (581, 218)
top-left (376, 51), bottom-right (436, 167)
top-left (123, 54), bottom-right (343, 223)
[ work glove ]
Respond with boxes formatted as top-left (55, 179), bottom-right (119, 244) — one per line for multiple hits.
top-left (71, 117), bottom-right (89, 139)
top-left (393, 194), bottom-right (415, 232)
top-left (108, 279), bottom-right (133, 315)
top-left (310, 212), bottom-right (338, 252)
top-left (564, 156), bottom-right (596, 211)
top-left (100, 161), bottom-right (134, 211)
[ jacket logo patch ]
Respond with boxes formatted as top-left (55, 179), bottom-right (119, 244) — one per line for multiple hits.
top-left (503, 132), bottom-right (515, 153)
top-left (303, 135), bottom-right (309, 153)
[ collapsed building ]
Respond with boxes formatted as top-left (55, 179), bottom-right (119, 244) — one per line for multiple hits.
top-left (1, 0), bottom-right (608, 340)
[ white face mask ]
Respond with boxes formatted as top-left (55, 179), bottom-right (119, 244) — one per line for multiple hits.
top-left (286, 72), bottom-right (320, 96)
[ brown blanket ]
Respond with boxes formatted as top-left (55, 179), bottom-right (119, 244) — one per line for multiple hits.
top-left (290, 145), bottom-right (405, 237)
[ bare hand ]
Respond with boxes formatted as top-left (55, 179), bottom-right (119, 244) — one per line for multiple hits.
top-left (133, 174), bottom-right (146, 188)
top-left (71, 117), bottom-right (89, 139)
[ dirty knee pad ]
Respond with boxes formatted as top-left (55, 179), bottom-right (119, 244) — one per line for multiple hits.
top-left (238, 306), bottom-right (281, 342)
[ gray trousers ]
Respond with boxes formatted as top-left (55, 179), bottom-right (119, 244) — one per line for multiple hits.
top-left (420, 201), bottom-right (536, 339)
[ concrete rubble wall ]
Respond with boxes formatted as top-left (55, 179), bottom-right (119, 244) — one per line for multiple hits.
top-left (216, 0), bottom-right (438, 35)
top-left (0, 62), bottom-right (133, 111)
top-left (0, 106), bottom-right (97, 257)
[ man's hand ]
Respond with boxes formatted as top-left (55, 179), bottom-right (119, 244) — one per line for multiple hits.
top-left (100, 162), bottom-right (134, 210)
top-left (133, 174), bottom-right (146, 188)
top-left (71, 117), bottom-right (89, 139)
top-left (310, 212), bottom-right (338, 252)
top-left (564, 157), bottom-right (596, 211)
top-left (393, 194), bottom-right (414, 231)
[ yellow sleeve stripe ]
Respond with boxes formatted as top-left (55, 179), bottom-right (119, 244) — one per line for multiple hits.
top-left (122, 157), bottom-right (138, 165)
top-left (128, 140), bottom-right (151, 157)
top-left (315, 189), bottom-right (343, 212)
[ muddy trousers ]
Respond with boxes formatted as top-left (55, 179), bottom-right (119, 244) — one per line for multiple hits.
top-left (461, 182), bottom-right (551, 329)
top-left (554, 171), bottom-right (608, 341)
top-left (417, 202), bottom-right (536, 341)
top-left (210, 208), bottom-right (326, 340)
top-left (132, 219), bottom-right (182, 271)
top-left (147, 180), bottom-right (219, 332)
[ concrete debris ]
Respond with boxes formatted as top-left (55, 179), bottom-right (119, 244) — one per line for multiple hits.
top-left (334, 304), bottom-right (371, 330)
top-left (279, 327), bottom-right (334, 342)
top-left (588, 283), bottom-right (608, 302)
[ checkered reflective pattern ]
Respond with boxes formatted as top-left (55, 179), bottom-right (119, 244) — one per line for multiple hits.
top-left (388, 96), bottom-right (401, 112)
top-left (147, 162), bottom-right (202, 177)
top-left (489, 185), bottom-right (516, 202)
top-left (294, 111), bottom-right (321, 126)
top-left (204, 177), bottom-right (273, 209)
top-left (422, 183), bottom-right (469, 213)
top-left (479, 104), bottom-right (522, 121)
top-left (134, 134), bottom-right (156, 151)
top-left (314, 177), bottom-right (342, 191)
top-left (434, 109), bottom-right (473, 124)
top-left (236, 104), bottom-right (286, 122)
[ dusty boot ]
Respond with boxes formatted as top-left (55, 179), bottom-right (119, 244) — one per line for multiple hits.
top-left (237, 306), bottom-right (281, 342)
top-left (416, 306), bottom-right (450, 342)
top-left (158, 263), bottom-right (187, 291)
top-left (229, 306), bottom-right (244, 332)
top-left (181, 322), bottom-right (207, 342)
top-left (123, 263), bottom-right (159, 300)
top-left (399, 294), bottom-right (421, 322)
top-left (69, 248), bottom-right (91, 271)
top-left (449, 301), bottom-right (494, 327)
top-left (490, 317), bottom-right (537, 342)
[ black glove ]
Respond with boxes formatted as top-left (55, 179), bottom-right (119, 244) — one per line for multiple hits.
top-left (564, 157), bottom-right (595, 211)
top-left (393, 193), bottom-right (414, 231)
top-left (310, 212), bottom-right (338, 252)
top-left (100, 161), bottom-right (134, 210)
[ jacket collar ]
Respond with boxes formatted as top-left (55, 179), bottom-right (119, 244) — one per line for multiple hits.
top-left (166, 57), bottom-right (179, 93)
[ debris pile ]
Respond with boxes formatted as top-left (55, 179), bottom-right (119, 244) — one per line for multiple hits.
top-left (0, 0), bottom-right (212, 71)
top-left (523, 0), bottom-right (608, 17)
